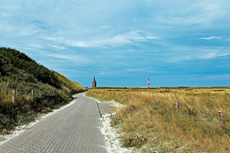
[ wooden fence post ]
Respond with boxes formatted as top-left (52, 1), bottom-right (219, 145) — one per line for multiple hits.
top-left (176, 103), bottom-right (179, 111)
top-left (31, 89), bottom-right (33, 102)
top-left (218, 110), bottom-right (223, 123)
top-left (12, 90), bottom-right (15, 104)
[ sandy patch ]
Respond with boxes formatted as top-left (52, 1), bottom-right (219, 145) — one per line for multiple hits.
top-left (101, 113), bottom-right (133, 153)
top-left (85, 94), bottom-right (134, 152)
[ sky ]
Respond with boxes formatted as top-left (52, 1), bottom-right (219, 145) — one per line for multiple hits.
top-left (0, 0), bottom-right (230, 87)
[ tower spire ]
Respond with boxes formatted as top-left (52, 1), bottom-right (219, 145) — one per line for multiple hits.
top-left (92, 75), bottom-right (97, 87)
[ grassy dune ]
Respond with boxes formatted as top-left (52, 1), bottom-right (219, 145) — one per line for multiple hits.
top-left (0, 48), bottom-right (86, 134)
top-left (54, 72), bottom-right (86, 94)
top-left (86, 87), bottom-right (230, 152)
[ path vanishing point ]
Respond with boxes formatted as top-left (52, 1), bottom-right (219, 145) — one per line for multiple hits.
top-left (0, 92), bottom-right (108, 153)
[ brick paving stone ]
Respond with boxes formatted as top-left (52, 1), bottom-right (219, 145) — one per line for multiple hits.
top-left (0, 93), bottom-right (107, 153)
top-left (97, 103), bottom-right (114, 115)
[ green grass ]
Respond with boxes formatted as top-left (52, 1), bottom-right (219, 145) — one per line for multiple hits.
top-left (0, 48), bottom-right (86, 134)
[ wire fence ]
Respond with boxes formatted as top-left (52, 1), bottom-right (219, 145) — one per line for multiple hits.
top-left (10, 89), bottom-right (57, 104)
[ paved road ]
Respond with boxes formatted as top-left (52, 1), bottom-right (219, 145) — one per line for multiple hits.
top-left (0, 92), bottom-right (107, 153)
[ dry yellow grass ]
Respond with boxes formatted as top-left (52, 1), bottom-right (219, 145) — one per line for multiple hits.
top-left (0, 82), bottom-right (12, 105)
top-left (54, 72), bottom-right (86, 93)
top-left (86, 87), bottom-right (230, 152)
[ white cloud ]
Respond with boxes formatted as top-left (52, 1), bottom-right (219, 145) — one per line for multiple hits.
top-left (0, 23), bottom-right (39, 37)
top-left (54, 69), bottom-right (80, 72)
top-left (0, 0), bottom-right (229, 85)
top-left (204, 74), bottom-right (230, 80)
top-left (100, 25), bottom-right (111, 29)
top-left (197, 51), bottom-right (230, 59)
top-left (29, 44), bottom-right (43, 49)
top-left (47, 54), bottom-right (93, 64)
top-left (164, 46), bottom-right (230, 62)
top-left (199, 36), bottom-right (223, 40)
top-left (198, 52), bottom-right (217, 59)
top-left (145, 0), bottom-right (230, 30)
top-left (63, 31), bottom-right (157, 48)
top-left (0, 12), bottom-right (9, 17)
top-left (126, 68), bottom-right (145, 72)
top-left (43, 31), bottom-right (158, 48)
top-left (145, 36), bottom-right (158, 39)
top-left (50, 45), bottom-right (65, 50)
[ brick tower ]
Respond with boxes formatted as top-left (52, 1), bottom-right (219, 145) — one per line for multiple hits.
top-left (92, 75), bottom-right (97, 87)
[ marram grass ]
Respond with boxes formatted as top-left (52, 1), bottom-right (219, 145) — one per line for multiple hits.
top-left (86, 87), bottom-right (230, 152)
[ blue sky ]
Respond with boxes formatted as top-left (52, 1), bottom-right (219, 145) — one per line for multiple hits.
top-left (0, 0), bottom-right (230, 87)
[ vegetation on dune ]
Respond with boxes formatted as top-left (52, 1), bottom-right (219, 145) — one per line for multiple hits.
top-left (0, 47), bottom-right (60, 88)
top-left (54, 72), bottom-right (86, 94)
top-left (0, 47), bottom-right (86, 134)
top-left (86, 88), bottom-right (230, 152)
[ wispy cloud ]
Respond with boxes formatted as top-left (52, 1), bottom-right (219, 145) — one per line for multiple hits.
top-left (0, 0), bottom-right (229, 86)
top-left (0, 12), bottom-right (9, 17)
top-left (47, 54), bottom-right (93, 64)
top-left (100, 25), bottom-right (111, 29)
top-left (45, 31), bottom-right (158, 48)
top-left (126, 68), bottom-right (146, 72)
top-left (163, 46), bottom-right (230, 62)
top-left (72, 32), bottom-right (140, 47)
top-left (204, 74), bottom-right (230, 80)
top-left (49, 45), bottom-right (65, 50)
top-left (199, 36), bottom-right (223, 40)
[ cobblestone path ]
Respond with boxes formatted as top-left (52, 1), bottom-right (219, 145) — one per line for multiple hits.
top-left (0, 92), bottom-right (107, 153)
top-left (97, 103), bottom-right (114, 115)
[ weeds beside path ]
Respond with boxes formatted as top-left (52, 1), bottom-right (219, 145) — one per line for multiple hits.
top-left (86, 87), bottom-right (230, 152)
top-left (0, 92), bottom-right (107, 153)
top-left (0, 48), bottom-right (86, 134)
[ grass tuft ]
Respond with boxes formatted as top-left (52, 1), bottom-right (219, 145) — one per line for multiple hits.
top-left (86, 87), bottom-right (230, 152)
